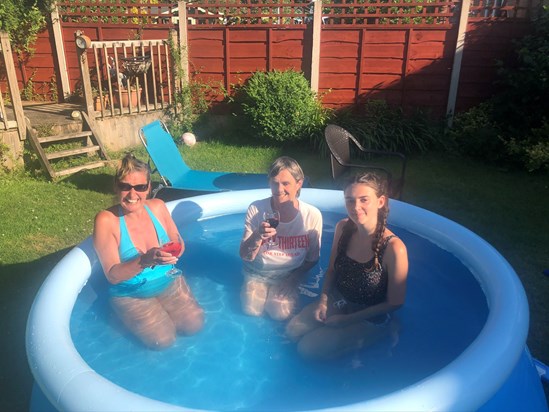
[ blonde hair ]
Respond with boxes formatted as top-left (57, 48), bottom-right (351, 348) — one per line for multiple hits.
top-left (114, 153), bottom-right (150, 185)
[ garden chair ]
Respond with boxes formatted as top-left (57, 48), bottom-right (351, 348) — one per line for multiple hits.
top-left (139, 120), bottom-right (269, 198)
top-left (324, 124), bottom-right (407, 199)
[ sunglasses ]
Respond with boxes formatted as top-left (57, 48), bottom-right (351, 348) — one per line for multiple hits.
top-left (117, 182), bottom-right (149, 192)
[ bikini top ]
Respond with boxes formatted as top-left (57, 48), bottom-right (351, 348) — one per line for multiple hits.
top-left (110, 205), bottom-right (172, 298)
top-left (334, 230), bottom-right (396, 306)
top-left (118, 205), bottom-right (170, 262)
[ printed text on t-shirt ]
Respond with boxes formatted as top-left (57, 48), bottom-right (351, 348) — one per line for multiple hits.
top-left (262, 235), bottom-right (309, 250)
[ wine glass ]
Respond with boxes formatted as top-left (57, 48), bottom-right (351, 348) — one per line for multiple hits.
top-left (262, 210), bottom-right (280, 247)
top-left (161, 235), bottom-right (183, 277)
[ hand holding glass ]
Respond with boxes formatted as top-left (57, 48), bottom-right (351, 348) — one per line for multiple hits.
top-left (263, 211), bottom-right (280, 246)
top-left (161, 235), bottom-right (183, 277)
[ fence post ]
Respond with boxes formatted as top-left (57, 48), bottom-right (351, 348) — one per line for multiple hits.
top-left (178, 0), bottom-right (189, 88)
top-left (446, 0), bottom-right (471, 126)
top-left (0, 32), bottom-right (26, 141)
top-left (75, 32), bottom-right (95, 116)
top-left (51, 5), bottom-right (71, 100)
top-left (310, 0), bottom-right (322, 92)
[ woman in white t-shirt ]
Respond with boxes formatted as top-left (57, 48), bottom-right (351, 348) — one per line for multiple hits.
top-left (239, 156), bottom-right (322, 320)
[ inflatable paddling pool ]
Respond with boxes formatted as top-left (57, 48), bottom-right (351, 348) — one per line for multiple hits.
top-left (26, 189), bottom-right (548, 411)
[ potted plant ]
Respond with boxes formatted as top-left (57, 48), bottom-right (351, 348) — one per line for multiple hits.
top-left (92, 86), bottom-right (109, 111)
top-left (112, 73), bottom-right (142, 108)
top-left (111, 56), bottom-right (151, 109)
top-left (116, 86), bottom-right (142, 108)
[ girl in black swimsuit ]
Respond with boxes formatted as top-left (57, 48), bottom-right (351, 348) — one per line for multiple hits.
top-left (286, 172), bottom-right (409, 359)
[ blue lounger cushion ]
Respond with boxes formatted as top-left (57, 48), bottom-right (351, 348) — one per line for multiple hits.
top-left (139, 120), bottom-right (269, 192)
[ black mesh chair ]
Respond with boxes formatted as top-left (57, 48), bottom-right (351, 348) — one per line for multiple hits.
top-left (324, 124), bottom-right (407, 199)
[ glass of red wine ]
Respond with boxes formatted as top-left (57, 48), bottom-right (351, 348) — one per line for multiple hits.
top-left (262, 210), bottom-right (280, 247)
top-left (160, 235), bottom-right (183, 277)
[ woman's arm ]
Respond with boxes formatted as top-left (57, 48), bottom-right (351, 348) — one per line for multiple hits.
top-left (239, 226), bottom-right (267, 261)
top-left (383, 236), bottom-right (408, 308)
top-left (239, 203), bottom-right (273, 261)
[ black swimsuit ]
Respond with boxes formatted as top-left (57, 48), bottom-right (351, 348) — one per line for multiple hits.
top-left (334, 231), bottom-right (396, 306)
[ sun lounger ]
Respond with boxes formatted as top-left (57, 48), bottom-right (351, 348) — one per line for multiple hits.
top-left (139, 120), bottom-right (269, 197)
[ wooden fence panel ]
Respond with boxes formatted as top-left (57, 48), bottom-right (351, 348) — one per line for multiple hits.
top-left (187, 26), bottom-right (307, 102)
top-left (318, 26), bottom-right (456, 115)
top-left (187, 28), bottom-right (226, 102)
top-left (0, 0), bottom-right (538, 119)
top-left (6, 30), bottom-right (58, 101)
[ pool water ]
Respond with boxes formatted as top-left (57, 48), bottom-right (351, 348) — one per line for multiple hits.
top-left (70, 211), bottom-right (488, 411)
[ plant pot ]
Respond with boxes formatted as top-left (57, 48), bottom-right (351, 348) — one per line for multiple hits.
top-left (94, 95), bottom-right (109, 111)
top-left (113, 88), bottom-right (142, 108)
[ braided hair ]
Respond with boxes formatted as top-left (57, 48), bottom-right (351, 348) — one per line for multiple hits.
top-left (341, 172), bottom-right (389, 270)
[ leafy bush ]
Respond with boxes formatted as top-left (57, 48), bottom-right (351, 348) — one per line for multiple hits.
top-left (0, 0), bottom-right (50, 58)
top-left (448, 6), bottom-right (549, 172)
top-left (164, 38), bottom-right (213, 139)
top-left (165, 80), bottom-right (211, 138)
top-left (325, 100), bottom-right (443, 155)
top-left (492, 6), bottom-right (549, 135)
top-left (505, 120), bottom-right (549, 172)
top-left (236, 70), bottom-right (329, 143)
top-left (446, 102), bottom-right (505, 163)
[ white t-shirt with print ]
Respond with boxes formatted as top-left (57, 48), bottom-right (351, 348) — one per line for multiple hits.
top-left (241, 197), bottom-right (322, 284)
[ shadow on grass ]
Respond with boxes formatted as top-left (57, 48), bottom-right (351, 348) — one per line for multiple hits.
top-left (0, 247), bottom-right (71, 411)
top-left (61, 171), bottom-right (115, 194)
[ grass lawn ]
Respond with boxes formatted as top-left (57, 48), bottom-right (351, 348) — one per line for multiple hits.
top-left (0, 142), bottom-right (547, 410)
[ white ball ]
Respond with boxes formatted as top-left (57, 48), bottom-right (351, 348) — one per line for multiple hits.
top-left (181, 132), bottom-right (196, 147)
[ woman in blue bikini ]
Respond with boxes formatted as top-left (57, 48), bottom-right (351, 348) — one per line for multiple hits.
top-left (286, 172), bottom-right (408, 359)
top-left (93, 154), bottom-right (204, 349)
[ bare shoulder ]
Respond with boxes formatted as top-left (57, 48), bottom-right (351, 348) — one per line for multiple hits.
top-left (383, 231), bottom-right (408, 281)
top-left (335, 218), bottom-right (349, 230)
top-left (93, 207), bottom-right (119, 241)
top-left (333, 218), bottom-right (349, 238)
top-left (385, 231), bottom-right (407, 256)
top-left (146, 198), bottom-right (176, 229)
top-left (146, 198), bottom-right (169, 214)
top-left (94, 207), bottom-right (117, 226)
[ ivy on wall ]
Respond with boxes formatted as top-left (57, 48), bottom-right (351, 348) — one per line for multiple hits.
top-left (0, 0), bottom-right (52, 60)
